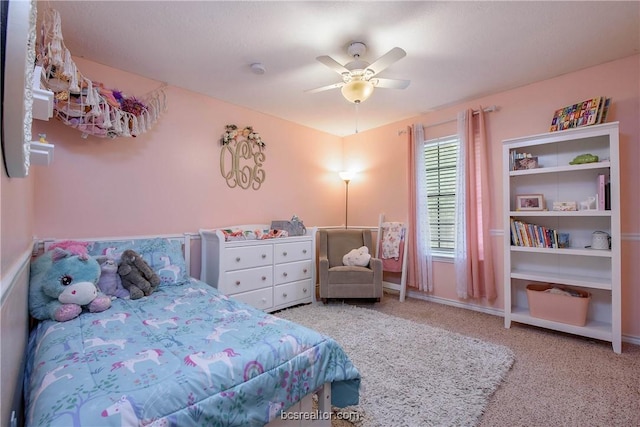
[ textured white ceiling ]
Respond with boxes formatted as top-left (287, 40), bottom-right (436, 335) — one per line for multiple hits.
top-left (38, 1), bottom-right (639, 137)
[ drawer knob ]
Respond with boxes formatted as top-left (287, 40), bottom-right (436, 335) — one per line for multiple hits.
top-left (303, 249), bottom-right (307, 254)
top-left (261, 254), bottom-right (266, 258)
top-left (235, 280), bottom-right (241, 286)
top-left (303, 288), bottom-right (307, 293)
top-left (235, 257), bottom-right (241, 262)
top-left (282, 292), bottom-right (288, 298)
top-left (283, 251), bottom-right (288, 256)
top-left (261, 276), bottom-right (266, 281)
top-left (283, 272), bottom-right (288, 277)
top-left (303, 268), bottom-right (308, 274)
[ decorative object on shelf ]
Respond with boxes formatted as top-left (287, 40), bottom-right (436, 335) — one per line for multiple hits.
top-left (549, 97), bottom-right (611, 132)
top-left (219, 124), bottom-right (266, 190)
top-left (552, 201), bottom-right (577, 211)
top-left (579, 196), bottom-right (597, 211)
top-left (589, 231), bottom-right (611, 250)
top-left (569, 153), bottom-right (599, 165)
top-left (557, 233), bottom-right (570, 248)
top-left (515, 194), bottom-right (545, 211)
top-left (513, 156), bottom-right (538, 170)
top-left (36, 8), bottom-right (167, 139)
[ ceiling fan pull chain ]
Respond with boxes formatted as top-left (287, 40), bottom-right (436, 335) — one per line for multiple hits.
top-left (355, 103), bottom-right (359, 134)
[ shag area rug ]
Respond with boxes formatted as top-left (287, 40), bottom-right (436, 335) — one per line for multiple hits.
top-left (275, 303), bottom-right (515, 427)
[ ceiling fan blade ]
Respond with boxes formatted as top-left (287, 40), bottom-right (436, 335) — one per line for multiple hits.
top-left (366, 47), bottom-right (406, 76)
top-left (372, 77), bottom-right (411, 90)
top-left (305, 81), bottom-right (345, 94)
top-left (316, 55), bottom-right (350, 75)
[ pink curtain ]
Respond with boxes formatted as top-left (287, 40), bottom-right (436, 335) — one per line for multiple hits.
top-left (407, 126), bottom-right (420, 289)
top-left (455, 108), bottom-right (496, 300)
top-left (407, 125), bottom-right (433, 291)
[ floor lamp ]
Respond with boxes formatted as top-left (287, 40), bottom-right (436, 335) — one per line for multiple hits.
top-left (339, 171), bottom-right (354, 229)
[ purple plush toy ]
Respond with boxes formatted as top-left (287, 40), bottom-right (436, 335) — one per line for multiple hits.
top-left (95, 256), bottom-right (130, 299)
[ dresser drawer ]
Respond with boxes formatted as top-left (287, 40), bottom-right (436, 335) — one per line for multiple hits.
top-left (274, 259), bottom-right (312, 285)
top-left (232, 288), bottom-right (273, 311)
top-left (220, 266), bottom-right (273, 295)
top-left (273, 280), bottom-right (313, 307)
top-left (224, 246), bottom-right (273, 271)
top-left (274, 241), bottom-right (312, 264)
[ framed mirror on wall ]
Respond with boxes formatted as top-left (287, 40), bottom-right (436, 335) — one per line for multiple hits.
top-left (1, 0), bottom-right (37, 178)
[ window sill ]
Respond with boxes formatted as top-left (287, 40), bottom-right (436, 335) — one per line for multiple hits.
top-left (432, 253), bottom-right (454, 263)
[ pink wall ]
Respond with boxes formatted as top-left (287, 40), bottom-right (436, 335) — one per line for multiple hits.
top-left (343, 55), bottom-right (640, 338)
top-left (32, 57), bottom-right (345, 238)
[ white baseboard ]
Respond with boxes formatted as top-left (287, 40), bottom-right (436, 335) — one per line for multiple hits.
top-left (403, 289), bottom-right (640, 347)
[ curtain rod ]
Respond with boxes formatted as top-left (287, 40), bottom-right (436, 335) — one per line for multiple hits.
top-left (397, 105), bottom-right (498, 135)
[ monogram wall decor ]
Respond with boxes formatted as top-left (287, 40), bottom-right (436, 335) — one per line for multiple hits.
top-left (220, 125), bottom-right (266, 190)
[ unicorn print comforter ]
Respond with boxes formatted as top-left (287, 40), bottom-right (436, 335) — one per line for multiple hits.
top-left (24, 279), bottom-right (360, 426)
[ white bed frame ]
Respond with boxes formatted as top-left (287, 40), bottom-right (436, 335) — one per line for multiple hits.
top-left (33, 233), bottom-right (333, 427)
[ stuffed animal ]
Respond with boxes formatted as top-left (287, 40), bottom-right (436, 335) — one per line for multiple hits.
top-left (343, 246), bottom-right (372, 267)
top-left (29, 248), bottom-right (111, 322)
top-left (95, 256), bottom-right (130, 299)
top-left (47, 240), bottom-right (90, 258)
top-left (118, 249), bottom-right (160, 300)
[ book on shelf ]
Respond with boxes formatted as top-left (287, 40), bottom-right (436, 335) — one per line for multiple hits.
top-left (510, 218), bottom-right (559, 249)
top-left (549, 97), bottom-right (611, 132)
top-left (597, 174), bottom-right (606, 210)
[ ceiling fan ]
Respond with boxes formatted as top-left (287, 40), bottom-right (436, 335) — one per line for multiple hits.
top-left (306, 42), bottom-right (410, 104)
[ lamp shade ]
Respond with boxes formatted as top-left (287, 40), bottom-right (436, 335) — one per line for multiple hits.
top-left (339, 171), bottom-right (355, 182)
top-left (341, 80), bottom-right (374, 104)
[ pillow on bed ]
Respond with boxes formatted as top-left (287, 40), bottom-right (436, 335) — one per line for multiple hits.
top-left (86, 237), bottom-right (189, 286)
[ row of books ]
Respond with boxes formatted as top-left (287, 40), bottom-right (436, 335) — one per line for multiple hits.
top-left (549, 96), bottom-right (611, 132)
top-left (510, 218), bottom-right (561, 248)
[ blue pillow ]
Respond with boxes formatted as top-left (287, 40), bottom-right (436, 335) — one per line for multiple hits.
top-left (87, 237), bottom-right (189, 286)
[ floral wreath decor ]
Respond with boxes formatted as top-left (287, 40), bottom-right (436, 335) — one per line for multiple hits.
top-left (221, 125), bottom-right (265, 147)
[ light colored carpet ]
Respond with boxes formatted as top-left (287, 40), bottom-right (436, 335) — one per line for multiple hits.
top-left (349, 292), bottom-right (640, 427)
top-left (275, 303), bottom-right (515, 427)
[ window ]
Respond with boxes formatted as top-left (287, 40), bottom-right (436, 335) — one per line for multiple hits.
top-left (423, 135), bottom-right (459, 253)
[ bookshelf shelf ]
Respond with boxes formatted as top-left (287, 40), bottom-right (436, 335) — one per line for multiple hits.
top-left (503, 122), bottom-right (621, 353)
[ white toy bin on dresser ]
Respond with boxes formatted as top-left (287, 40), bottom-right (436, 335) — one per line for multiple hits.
top-left (199, 224), bottom-right (317, 312)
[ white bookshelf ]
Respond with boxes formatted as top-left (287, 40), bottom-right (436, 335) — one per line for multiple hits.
top-left (502, 122), bottom-right (621, 353)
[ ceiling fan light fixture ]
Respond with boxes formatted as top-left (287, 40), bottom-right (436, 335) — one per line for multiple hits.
top-left (341, 80), bottom-right (374, 103)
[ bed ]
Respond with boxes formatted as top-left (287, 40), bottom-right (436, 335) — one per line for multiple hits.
top-left (23, 236), bottom-right (361, 427)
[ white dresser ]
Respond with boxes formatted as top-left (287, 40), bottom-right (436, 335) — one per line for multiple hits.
top-left (199, 225), bottom-right (317, 312)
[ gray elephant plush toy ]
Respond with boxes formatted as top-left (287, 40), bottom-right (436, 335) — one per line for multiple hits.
top-left (117, 249), bottom-right (160, 299)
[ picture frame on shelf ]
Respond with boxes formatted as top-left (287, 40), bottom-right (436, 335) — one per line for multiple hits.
top-left (516, 194), bottom-right (545, 211)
